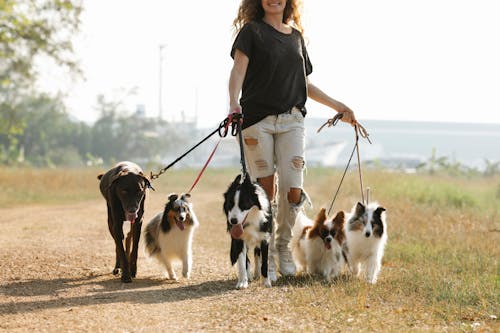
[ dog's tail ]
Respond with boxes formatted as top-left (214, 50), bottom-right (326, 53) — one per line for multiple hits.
top-left (144, 213), bottom-right (162, 257)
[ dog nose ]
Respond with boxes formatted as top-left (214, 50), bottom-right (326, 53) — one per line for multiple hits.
top-left (325, 236), bottom-right (332, 243)
top-left (230, 218), bottom-right (238, 225)
top-left (365, 232), bottom-right (371, 238)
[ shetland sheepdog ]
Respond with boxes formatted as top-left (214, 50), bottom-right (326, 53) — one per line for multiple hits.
top-left (144, 193), bottom-right (199, 280)
top-left (343, 202), bottom-right (387, 284)
top-left (223, 174), bottom-right (273, 289)
top-left (291, 208), bottom-right (346, 281)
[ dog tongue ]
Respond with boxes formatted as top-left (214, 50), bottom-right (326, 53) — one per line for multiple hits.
top-left (126, 213), bottom-right (137, 224)
top-left (230, 224), bottom-right (244, 239)
top-left (325, 243), bottom-right (332, 250)
top-left (176, 221), bottom-right (185, 231)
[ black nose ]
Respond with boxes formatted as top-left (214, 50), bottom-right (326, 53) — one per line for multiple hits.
top-left (365, 232), bottom-right (371, 238)
top-left (230, 218), bottom-right (238, 225)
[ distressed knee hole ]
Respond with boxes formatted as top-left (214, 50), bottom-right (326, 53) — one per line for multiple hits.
top-left (287, 187), bottom-right (302, 204)
top-left (291, 156), bottom-right (305, 170)
top-left (254, 159), bottom-right (268, 170)
top-left (244, 137), bottom-right (258, 146)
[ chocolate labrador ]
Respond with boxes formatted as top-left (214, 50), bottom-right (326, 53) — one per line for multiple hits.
top-left (98, 161), bottom-right (153, 282)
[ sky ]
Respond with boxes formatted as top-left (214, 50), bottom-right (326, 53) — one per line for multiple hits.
top-left (37, 0), bottom-right (500, 127)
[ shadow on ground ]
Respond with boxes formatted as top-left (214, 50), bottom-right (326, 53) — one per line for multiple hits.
top-left (0, 274), bottom-right (234, 315)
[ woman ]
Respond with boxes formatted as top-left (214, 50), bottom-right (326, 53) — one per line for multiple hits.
top-left (228, 0), bottom-right (357, 278)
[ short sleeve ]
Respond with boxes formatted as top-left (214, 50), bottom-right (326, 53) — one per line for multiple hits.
top-left (300, 35), bottom-right (313, 76)
top-left (231, 24), bottom-right (253, 59)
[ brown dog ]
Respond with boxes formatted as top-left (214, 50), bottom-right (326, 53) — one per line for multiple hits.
top-left (98, 161), bottom-right (153, 282)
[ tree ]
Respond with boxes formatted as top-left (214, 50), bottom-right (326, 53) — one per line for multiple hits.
top-left (0, 0), bottom-right (82, 137)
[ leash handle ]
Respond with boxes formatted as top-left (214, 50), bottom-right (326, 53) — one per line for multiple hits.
top-left (317, 113), bottom-right (343, 133)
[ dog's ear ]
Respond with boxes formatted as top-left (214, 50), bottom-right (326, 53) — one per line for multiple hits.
top-left (234, 174), bottom-right (242, 184)
top-left (97, 174), bottom-right (103, 180)
top-left (141, 175), bottom-right (154, 191)
top-left (315, 208), bottom-right (327, 225)
top-left (168, 193), bottom-right (178, 202)
top-left (332, 211), bottom-right (345, 227)
top-left (354, 202), bottom-right (365, 217)
top-left (374, 207), bottom-right (386, 220)
top-left (242, 174), bottom-right (253, 186)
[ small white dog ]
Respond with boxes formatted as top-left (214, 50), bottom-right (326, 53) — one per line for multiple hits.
top-left (144, 193), bottom-right (199, 280)
top-left (343, 202), bottom-right (387, 284)
top-left (291, 208), bottom-right (346, 281)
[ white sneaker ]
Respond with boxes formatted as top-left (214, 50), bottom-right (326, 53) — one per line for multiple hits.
top-left (277, 244), bottom-right (296, 276)
top-left (268, 253), bottom-right (278, 282)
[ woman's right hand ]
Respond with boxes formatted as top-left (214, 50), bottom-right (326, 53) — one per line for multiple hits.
top-left (229, 103), bottom-right (242, 116)
top-left (228, 103), bottom-right (243, 124)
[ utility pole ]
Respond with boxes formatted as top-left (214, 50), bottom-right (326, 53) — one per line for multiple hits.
top-left (158, 44), bottom-right (167, 120)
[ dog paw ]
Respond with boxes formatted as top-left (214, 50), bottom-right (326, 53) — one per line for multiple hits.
top-left (263, 278), bottom-right (272, 288)
top-left (235, 280), bottom-right (249, 289)
top-left (112, 268), bottom-right (120, 275)
top-left (182, 272), bottom-right (191, 279)
top-left (121, 275), bottom-right (132, 283)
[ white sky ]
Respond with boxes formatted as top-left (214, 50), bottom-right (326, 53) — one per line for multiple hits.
top-left (38, 0), bottom-right (500, 126)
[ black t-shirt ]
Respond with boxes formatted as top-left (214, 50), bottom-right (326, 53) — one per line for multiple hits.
top-left (231, 20), bottom-right (313, 129)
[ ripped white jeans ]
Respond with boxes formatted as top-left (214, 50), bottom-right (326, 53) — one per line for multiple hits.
top-left (241, 107), bottom-right (306, 249)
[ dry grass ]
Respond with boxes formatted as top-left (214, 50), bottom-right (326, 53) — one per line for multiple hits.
top-left (0, 166), bottom-right (498, 332)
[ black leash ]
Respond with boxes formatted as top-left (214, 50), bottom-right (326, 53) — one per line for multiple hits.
top-left (317, 113), bottom-right (372, 215)
top-left (236, 117), bottom-right (248, 179)
top-left (150, 114), bottom-right (243, 181)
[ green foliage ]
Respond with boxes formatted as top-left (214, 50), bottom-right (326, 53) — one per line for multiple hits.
top-left (417, 147), bottom-right (499, 177)
top-left (0, 0), bottom-right (82, 136)
top-left (0, 91), bottom-right (192, 167)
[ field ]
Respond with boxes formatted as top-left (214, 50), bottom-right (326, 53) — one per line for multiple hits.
top-left (0, 167), bottom-right (498, 332)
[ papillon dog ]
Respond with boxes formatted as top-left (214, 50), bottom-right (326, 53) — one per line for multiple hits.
top-left (291, 208), bottom-right (346, 281)
top-left (144, 193), bottom-right (199, 280)
top-left (343, 202), bottom-right (387, 284)
top-left (223, 174), bottom-right (273, 289)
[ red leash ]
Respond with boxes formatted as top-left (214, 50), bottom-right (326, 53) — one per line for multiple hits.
top-left (186, 113), bottom-right (237, 193)
top-left (186, 138), bottom-right (223, 194)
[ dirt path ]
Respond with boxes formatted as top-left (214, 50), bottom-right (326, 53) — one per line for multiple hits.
top-left (0, 191), bottom-right (315, 332)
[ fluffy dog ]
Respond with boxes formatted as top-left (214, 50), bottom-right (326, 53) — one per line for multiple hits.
top-left (98, 161), bottom-right (152, 282)
top-left (291, 208), bottom-right (346, 281)
top-left (223, 174), bottom-right (273, 289)
top-left (343, 202), bottom-right (387, 284)
top-left (144, 193), bottom-right (199, 280)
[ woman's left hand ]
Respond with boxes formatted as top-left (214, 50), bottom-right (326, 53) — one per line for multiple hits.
top-left (338, 104), bottom-right (357, 126)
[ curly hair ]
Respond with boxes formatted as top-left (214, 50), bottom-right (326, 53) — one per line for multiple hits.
top-left (233, 0), bottom-right (304, 35)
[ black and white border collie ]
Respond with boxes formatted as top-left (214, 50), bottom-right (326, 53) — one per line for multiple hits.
top-left (223, 174), bottom-right (273, 289)
top-left (343, 202), bottom-right (387, 284)
top-left (144, 193), bottom-right (199, 280)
